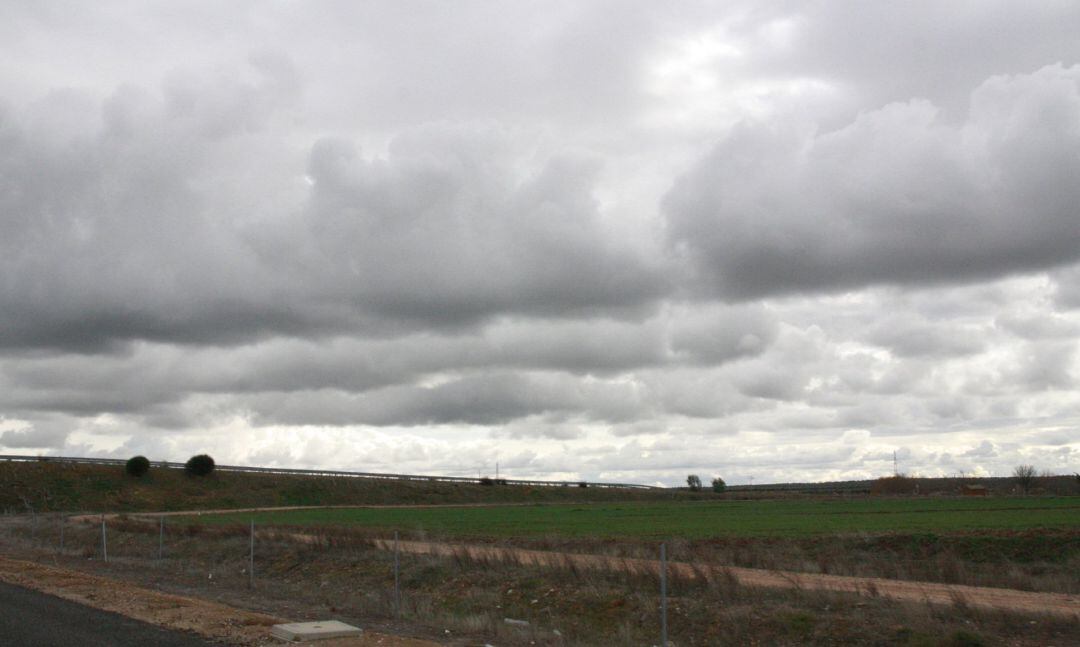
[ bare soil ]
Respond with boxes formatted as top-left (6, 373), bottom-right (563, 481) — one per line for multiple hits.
top-left (0, 556), bottom-right (439, 646)
top-left (113, 504), bottom-right (1080, 618)
top-left (369, 538), bottom-right (1080, 619)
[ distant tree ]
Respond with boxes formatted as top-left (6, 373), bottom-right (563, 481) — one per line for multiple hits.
top-left (686, 474), bottom-right (702, 492)
top-left (479, 476), bottom-right (494, 486)
top-left (1013, 464), bottom-right (1037, 493)
top-left (711, 477), bottom-right (726, 493)
top-left (185, 454), bottom-right (216, 477)
top-left (577, 481), bottom-right (588, 488)
top-left (125, 455), bottom-right (150, 478)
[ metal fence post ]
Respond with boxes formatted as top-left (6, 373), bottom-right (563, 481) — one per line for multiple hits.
top-left (394, 531), bottom-right (401, 618)
top-left (248, 518), bottom-right (254, 589)
top-left (101, 515), bottom-right (108, 563)
top-left (660, 542), bottom-right (668, 647)
top-left (158, 516), bottom-right (164, 560)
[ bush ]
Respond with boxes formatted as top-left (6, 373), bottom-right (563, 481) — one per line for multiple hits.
top-left (479, 476), bottom-right (494, 486)
top-left (711, 477), bottom-right (726, 493)
top-left (185, 454), bottom-right (216, 477)
top-left (686, 474), bottom-right (702, 492)
top-left (125, 455), bottom-right (150, 478)
top-left (577, 481), bottom-right (588, 488)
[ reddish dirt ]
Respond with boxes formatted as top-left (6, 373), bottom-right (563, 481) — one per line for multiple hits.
top-left (72, 505), bottom-right (1080, 620)
top-left (369, 539), bottom-right (1080, 619)
top-left (0, 557), bottom-right (440, 646)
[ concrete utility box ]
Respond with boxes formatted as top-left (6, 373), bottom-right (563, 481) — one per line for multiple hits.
top-left (270, 620), bottom-right (362, 642)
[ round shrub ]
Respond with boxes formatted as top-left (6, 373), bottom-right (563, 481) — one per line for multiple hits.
top-left (185, 454), bottom-right (216, 477)
top-left (125, 455), bottom-right (151, 478)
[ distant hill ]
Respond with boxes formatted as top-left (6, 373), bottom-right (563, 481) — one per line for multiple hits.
top-left (0, 458), bottom-right (687, 513)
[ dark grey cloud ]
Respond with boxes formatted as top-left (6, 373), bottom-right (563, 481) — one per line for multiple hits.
top-left (299, 129), bottom-right (668, 325)
top-left (865, 315), bottom-right (986, 358)
top-left (244, 372), bottom-right (646, 428)
top-left (0, 83), bottom-right (666, 353)
top-left (1, 2), bottom-right (1079, 483)
top-left (0, 418), bottom-right (69, 449)
top-left (665, 64), bottom-right (1080, 300)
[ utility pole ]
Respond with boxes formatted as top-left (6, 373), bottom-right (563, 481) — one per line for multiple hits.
top-left (893, 451), bottom-right (898, 477)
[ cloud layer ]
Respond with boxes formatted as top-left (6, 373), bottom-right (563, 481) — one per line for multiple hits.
top-left (1, 2), bottom-right (1078, 484)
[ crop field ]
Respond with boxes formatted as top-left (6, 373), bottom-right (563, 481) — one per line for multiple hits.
top-left (179, 496), bottom-right (1080, 538)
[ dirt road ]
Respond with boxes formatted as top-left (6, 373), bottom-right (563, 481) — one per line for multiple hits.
top-left (68, 505), bottom-right (1080, 619)
top-left (369, 538), bottom-right (1080, 619)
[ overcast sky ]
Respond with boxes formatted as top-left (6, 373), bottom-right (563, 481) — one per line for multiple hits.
top-left (2, 1), bottom-right (1079, 485)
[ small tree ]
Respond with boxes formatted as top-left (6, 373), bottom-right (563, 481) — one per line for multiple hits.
top-left (185, 454), bottom-right (216, 477)
top-left (687, 474), bottom-right (702, 492)
top-left (1013, 464), bottom-right (1036, 493)
top-left (711, 477), bottom-right (726, 493)
top-left (125, 455), bottom-right (150, 478)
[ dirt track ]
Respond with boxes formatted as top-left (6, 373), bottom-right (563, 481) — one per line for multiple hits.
top-left (367, 539), bottom-right (1080, 619)
top-left (71, 505), bottom-right (1080, 619)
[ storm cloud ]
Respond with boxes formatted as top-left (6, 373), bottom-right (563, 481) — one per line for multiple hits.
top-left (1, 1), bottom-right (1078, 484)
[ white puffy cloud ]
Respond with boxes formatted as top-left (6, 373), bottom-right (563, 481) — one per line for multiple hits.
top-left (1, 2), bottom-right (1079, 484)
top-left (665, 64), bottom-right (1080, 299)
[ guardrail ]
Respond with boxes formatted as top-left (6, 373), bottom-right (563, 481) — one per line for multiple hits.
top-left (0, 454), bottom-right (661, 490)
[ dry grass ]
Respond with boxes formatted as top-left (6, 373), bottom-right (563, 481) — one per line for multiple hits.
top-left (1, 514), bottom-right (1076, 646)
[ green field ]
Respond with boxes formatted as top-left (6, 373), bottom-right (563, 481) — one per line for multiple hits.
top-left (180, 496), bottom-right (1080, 538)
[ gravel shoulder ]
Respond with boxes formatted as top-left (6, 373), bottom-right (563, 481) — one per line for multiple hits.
top-left (0, 557), bottom-right (439, 647)
top-left (0, 579), bottom-right (212, 647)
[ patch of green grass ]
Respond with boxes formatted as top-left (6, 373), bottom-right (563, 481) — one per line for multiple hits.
top-left (180, 497), bottom-right (1080, 539)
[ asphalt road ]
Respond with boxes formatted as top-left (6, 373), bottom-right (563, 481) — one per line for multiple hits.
top-left (0, 580), bottom-right (214, 646)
